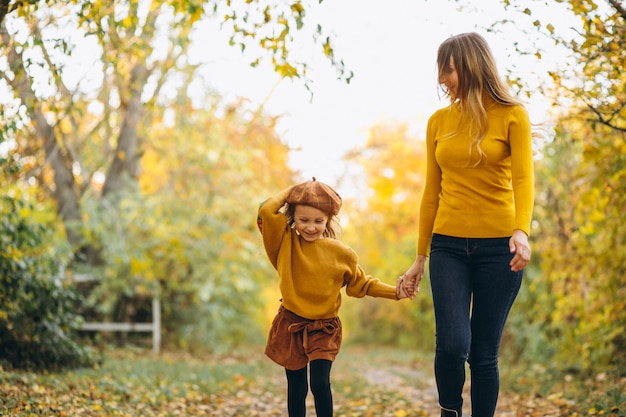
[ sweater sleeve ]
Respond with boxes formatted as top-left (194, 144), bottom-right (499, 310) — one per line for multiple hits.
top-left (509, 106), bottom-right (535, 236)
top-left (344, 250), bottom-right (397, 300)
top-left (417, 112), bottom-right (442, 255)
top-left (257, 187), bottom-right (293, 269)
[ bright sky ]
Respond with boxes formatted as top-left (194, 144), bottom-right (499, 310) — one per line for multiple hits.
top-left (1, 1), bottom-right (573, 195)
top-left (191, 0), bottom-right (571, 192)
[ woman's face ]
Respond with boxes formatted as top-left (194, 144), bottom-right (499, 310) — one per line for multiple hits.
top-left (293, 204), bottom-right (328, 242)
top-left (439, 56), bottom-right (459, 100)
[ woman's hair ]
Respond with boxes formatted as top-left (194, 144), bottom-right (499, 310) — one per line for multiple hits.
top-left (285, 203), bottom-right (341, 239)
top-left (437, 32), bottom-right (523, 164)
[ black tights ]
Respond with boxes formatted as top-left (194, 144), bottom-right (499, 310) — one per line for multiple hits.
top-left (285, 359), bottom-right (333, 417)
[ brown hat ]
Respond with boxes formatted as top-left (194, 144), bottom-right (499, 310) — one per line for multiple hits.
top-left (286, 177), bottom-right (342, 215)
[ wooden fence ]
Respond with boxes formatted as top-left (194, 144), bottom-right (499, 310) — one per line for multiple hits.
top-left (75, 274), bottom-right (161, 353)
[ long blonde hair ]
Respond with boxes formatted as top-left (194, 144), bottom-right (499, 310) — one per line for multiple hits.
top-left (437, 32), bottom-right (522, 164)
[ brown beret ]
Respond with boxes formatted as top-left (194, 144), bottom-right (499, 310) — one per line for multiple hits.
top-left (286, 177), bottom-right (342, 216)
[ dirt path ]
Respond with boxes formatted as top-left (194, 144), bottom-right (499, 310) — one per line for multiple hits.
top-left (286, 359), bottom-right (569, 417)
top-left (361, 364), bottom-right (569, 417)
top-left (0, 346), bottom-right (573, 417)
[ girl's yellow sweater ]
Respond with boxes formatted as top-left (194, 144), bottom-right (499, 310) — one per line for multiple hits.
top-left (418, 98), bottom-right (535, 255)
top-left (258, 187), bottom-right (397, 320)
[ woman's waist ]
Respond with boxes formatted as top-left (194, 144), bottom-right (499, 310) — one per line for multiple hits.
top-left (433, 207), bottom-right (515, 238)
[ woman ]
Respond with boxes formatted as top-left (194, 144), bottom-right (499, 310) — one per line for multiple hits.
top-left (402, 32), bottom-right (535, 417)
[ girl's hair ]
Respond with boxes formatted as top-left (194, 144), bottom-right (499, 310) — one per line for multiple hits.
top-left (285, 203), bottom-right (341, 239)
top-left (437, 32), bottom-right (523, 164)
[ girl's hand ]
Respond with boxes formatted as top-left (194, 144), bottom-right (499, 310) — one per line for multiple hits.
top-left (396, 276), bottom-right (413, 300)
top-left (509, 229), bottom-right (531, 272)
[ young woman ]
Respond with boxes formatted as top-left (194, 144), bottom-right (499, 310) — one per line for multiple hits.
top-left (257, 177), bottom-right (411, 417)
top-left (402, 32), bottom-right (535, 417)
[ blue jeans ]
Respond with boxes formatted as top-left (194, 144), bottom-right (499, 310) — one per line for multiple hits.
top-left (429, 234), bottom-right (523, 417)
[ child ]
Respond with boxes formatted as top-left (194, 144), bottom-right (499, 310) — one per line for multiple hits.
top-left (257, 177), bottom-right (411, 417)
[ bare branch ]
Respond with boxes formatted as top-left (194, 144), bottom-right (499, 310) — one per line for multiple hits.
top-left (31, 21), bottom-right (72, 97)
top-left (585, 101), bottom-right (626, 133)
top-left (607, 0), bottom-right (626, 20)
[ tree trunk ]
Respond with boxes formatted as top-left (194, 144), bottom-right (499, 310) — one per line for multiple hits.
top-left (2, 22), bottom-right (83, 250)
top-left (0, 0), bottom-right (8, 26)
top-left (102, 63), bottom-right (147, 198)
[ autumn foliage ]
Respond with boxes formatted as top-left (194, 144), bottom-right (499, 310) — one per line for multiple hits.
top-left (0, 1), bottom-right (624, 415)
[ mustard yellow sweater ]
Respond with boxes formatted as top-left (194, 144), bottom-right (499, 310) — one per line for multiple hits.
top-left (418, 98), bottom-right (535, 255)
top-left (258, 187), bottom-right (397, 320)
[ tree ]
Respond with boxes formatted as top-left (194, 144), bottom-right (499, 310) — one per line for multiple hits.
top-left (1, 1), bottom-right (199, 260)
top-left (0, 0), bottom-right (349, 264)
top-left (513, 114), bottom-right (626, 370)
top-left (0, 0), bottom-right (346, 354)
top-left (489, 0), bottom-right (626, 370)
top-left (340, 121), bottom-right (434, 349)
top-left (0, 0), bottom-right (48, 25)
top-left (501, 0), bottom-right (625, 132)
top-left (78, 95), bottom-right (295, 351)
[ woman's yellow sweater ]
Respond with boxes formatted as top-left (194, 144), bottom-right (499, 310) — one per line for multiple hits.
top-left (418, 98), bottom-right (535, 255)
top-left (258, 187), bottom-right (397, 320)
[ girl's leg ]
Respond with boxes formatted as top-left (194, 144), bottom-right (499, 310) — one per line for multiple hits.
top-left (310, 359), bottom-right (333, 417)
top-left (429, 234), bottom-right (472, 416)
top-left (468, 238), bottom-right (523, 417)
top-left (285, 366), bottom-right (308, 417)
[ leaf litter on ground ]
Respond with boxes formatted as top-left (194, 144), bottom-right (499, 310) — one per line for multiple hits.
top-left (0, 345), bottom-right (619, 416)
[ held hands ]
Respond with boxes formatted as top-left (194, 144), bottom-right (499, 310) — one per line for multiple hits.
top-left (398, 255), bottom-right (427, 299)
top-left (396, 276), bottom-right (413, 300)
top-left (396, 255), bottom-right (428, 300)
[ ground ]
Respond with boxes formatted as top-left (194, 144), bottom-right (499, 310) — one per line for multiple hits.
top-left (0, 345), bottom-right (580, 416)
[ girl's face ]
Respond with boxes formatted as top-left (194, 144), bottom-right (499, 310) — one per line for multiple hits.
top-left (439, 56), bottom-right (459, 100)
top-left (293, 204), bottom-right (329, 242)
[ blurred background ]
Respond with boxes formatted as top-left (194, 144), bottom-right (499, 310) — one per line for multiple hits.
top-left (1, 0), bottom-right (624, 378)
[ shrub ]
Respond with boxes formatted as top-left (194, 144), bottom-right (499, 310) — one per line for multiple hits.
top-left (0, 193), bottom-right (97, 371)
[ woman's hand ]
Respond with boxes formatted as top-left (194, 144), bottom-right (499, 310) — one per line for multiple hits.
top-left (509, 229), bottom-right (531, 272)
top-left (400, 255), bottom-right (428, 298)
top-left (396, 276), bottom-right (412, 300)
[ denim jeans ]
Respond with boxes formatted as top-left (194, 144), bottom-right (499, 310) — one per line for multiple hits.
top-left (429, 234), bottom-right (523, 417)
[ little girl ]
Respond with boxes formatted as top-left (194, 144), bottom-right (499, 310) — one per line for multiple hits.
top-left (257, 177), bottom-right (411, 417)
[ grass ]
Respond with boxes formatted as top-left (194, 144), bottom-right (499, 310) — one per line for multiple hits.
top-left (1, 344), bottom-right (624, 416)
top-left (1, 346), bottom-right (282, 416)
top-left (501, 359), bottom-right (626, 417)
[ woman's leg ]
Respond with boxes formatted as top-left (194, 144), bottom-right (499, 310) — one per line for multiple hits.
top-left (429, 234), bottom-right (473, 416)
top-left (285, 366), bottom-right (308, 417)
top-left (468, 237), bottom-right (523, 417)
top-left (310, 359), bottom-right (333, 417)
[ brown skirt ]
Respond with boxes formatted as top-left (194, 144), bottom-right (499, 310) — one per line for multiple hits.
top-left (265, 305), bottom-right (342, 370)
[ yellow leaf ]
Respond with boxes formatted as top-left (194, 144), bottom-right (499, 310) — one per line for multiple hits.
top-left (130, 257), bottom-right (149, 275)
